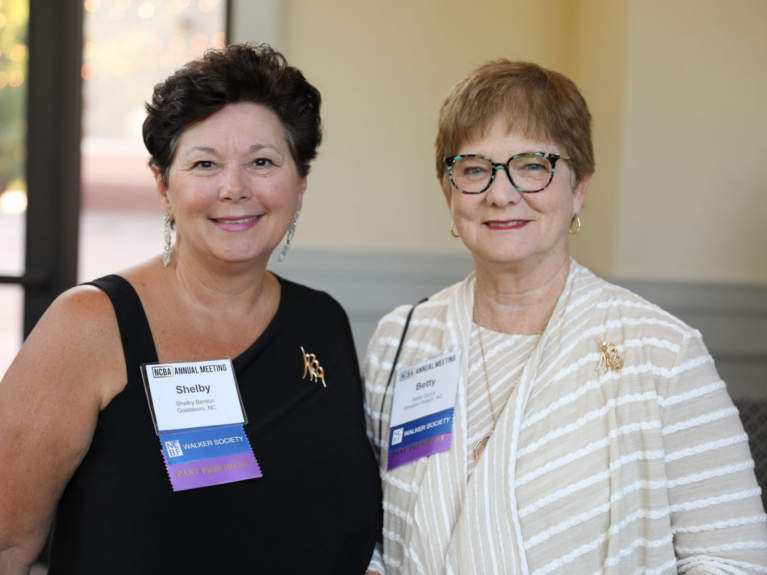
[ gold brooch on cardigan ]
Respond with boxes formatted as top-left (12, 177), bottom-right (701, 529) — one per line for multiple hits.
top-left (596, 337), bottom-right (623, 373)
top-left (301, 347), bottom-right (326, 387)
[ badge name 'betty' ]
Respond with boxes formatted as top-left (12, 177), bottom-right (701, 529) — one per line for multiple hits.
top-left (415, 379), bottom-right (436, 390)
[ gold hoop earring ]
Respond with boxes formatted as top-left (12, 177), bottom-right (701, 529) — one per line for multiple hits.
top-left (450, 222), bottom-right (460, 238)
top-left (569, 214), bottom-right (582, 235)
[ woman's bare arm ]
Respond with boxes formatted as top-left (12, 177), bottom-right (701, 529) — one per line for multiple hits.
top-left (0, 286), bottom-right (125, 572)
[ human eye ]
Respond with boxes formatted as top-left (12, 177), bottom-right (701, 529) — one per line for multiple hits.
top-left (457, 158), bottom-right (491, 181)
top-left (466, 166), bottom-right (488, 176)
top-left (192, 160), bottom-right (216, 170)
top-left (252, 158), bottom-right (275, 168)
top-left (512, 156), bottom-right (551, 178)
top-left (524, 162), bottom-right (546, 172)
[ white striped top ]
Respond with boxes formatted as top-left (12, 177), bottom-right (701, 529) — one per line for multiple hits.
top-left (467, 326), bottom-right (539, 477)
top-left (363, 260), bottom-right (767, 575)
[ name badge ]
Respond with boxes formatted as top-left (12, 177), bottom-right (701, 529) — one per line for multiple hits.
top-left (141, 359), bottom-right (262, 491)
top-left (142, 359), bottom-right (247, 434)
top-left (387, 349), bottom-right (461, 471)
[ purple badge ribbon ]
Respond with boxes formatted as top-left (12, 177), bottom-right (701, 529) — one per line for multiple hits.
top-left (387, 432), bottom-right (453, 470)
top-left (162, 450), bottom-right (262, 491)
top-left (159, 424), bottom-right (262, 491)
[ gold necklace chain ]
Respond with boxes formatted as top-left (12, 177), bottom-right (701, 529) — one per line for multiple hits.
top-left (473, 296), bottom-right (523, 464)
top-left (475, 298), bottom-right (498, 428)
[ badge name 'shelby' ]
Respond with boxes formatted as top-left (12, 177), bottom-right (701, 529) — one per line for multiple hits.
top-left (175, 384), bottom-right (211, 394)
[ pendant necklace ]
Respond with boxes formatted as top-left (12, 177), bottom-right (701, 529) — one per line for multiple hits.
top-left (473, 297), bottom-right (523, 464)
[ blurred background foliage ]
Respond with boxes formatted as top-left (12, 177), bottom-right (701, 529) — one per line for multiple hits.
top-left (0, 0), bottom-right (28, 190)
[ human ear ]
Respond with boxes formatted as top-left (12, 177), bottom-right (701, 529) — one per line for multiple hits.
top-left (440, 176), bottom-right (453, 210)
top-left (296, 174), bottom-right (308, 212)
top-left (572, 173), bottom-right (592, 215)
top-left (153, 166), bottom-right (172, 214)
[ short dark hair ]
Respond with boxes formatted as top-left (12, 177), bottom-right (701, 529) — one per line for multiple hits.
top-left (143, 43), bottom-right (322, 184)
top-left (436, 60), bottom-right (594, 188)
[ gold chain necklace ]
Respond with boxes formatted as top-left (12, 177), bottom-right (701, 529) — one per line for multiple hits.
top-left (473, 298), bottom-right (523, 464)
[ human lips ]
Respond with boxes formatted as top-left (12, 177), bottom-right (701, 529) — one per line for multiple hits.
top-left (484, 219), bottom-right (530, 230)
top-left (210, 215), bottom-right (262, 231)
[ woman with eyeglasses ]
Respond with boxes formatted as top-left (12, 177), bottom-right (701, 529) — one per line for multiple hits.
top-left (363, 61), bottom-right (767, 574)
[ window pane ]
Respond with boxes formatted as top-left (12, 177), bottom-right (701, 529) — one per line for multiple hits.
top-left (0, 0), bottom-right (28, 274)
top-left (79, 0), bottom-right (227, 281)
top-left (0, 0), bottom-right (28, 379)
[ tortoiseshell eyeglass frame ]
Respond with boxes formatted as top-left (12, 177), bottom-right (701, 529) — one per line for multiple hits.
top-left (442, 152), bottom-right (571, 194)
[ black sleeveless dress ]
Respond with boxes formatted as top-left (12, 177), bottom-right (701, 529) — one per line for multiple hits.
top-left (48, 275), bottom-right (382, 574)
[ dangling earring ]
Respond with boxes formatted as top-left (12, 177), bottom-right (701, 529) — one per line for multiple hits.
top-left (163, 211), bottom-right (173, 267)
top-left (569, 214), bottom-right (582, 235)
top-left (279, 210), bottom-right (301, 262)
top-left (450, 222), bottom-right (460, 238)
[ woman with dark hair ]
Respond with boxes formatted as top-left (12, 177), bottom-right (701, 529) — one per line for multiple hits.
top-left (0, 44), bottom-right (381, 574)
top-left (364, 61), bottom-right (767, 574)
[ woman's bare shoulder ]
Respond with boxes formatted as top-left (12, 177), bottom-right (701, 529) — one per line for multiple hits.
top-left (38, 283), bottom-right (121, 343)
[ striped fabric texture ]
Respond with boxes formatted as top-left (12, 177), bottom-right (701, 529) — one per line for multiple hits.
top-left (363, 260), bottom-right (767, 575)
top-left (466, 328), bottom-right (538, 478)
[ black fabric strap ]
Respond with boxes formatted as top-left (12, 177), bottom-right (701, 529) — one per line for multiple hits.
top-left (84, 275), bottom-right (159, 373)
top-left (378, 297), bottom-right (428, 449)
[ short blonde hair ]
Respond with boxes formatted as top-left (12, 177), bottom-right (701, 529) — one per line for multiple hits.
top-left (435, 60), bottom-right (594, 187)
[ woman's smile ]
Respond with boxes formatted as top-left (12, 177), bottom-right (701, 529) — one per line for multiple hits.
top-left (209, 214), bottom-right (264, 232)
top-left (484, 219), bottom-right (530, 230)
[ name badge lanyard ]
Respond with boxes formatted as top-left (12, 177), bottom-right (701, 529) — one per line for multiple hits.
top-left (378, 298), bottom-right (428, 451)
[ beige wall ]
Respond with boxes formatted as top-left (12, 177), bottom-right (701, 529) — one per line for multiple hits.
top-left (566, 0), bottom-right (631, 276)
top-left (615, 0), bottom-right (767, 283)
top-left (280, 0), bottom-right (578, 255)
top-left (232, 0), bottom-right (767, 285)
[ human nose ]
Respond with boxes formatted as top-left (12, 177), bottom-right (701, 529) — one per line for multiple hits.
top-left (485, 164), bottom-right (522, 206)
top-left (219, 165), bottom-right (252, 202)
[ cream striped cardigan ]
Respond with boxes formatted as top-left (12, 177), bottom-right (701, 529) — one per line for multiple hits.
top-left (363, 260), bottom-right (767, 575)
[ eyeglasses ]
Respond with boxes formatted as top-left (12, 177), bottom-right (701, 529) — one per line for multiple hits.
top-left (442, 152), bottom-right (571, 194)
